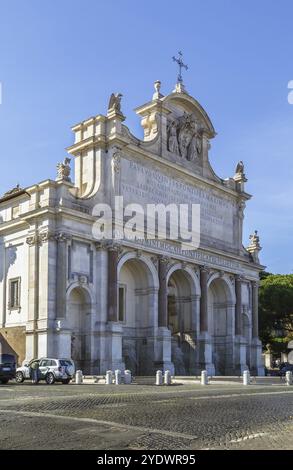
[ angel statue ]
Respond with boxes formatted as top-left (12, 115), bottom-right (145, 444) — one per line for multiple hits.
top-left (56, 157), bottom-right (71, 182)
top-left (108, 93), bottom-right (123, 113)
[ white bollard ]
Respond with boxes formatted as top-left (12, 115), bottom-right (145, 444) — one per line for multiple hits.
top-left (105, 370), bottom-right (113, 385)
top-left (75, 370), bottom-right (83, 384)
top-left (115, 369), bottom-right (122, 385)
top-left (164, 370), bottom-right (172, 385)
top-left (201, 370), bottom-right (208, 385)
top-left (243, 370), bottom-right (250, 386)
top-left (156, 370), bottom-right (163, 386)
top-left (124, 370), bottom-right (132, 384)
top-left (285, 371), bottom-right (293, 386)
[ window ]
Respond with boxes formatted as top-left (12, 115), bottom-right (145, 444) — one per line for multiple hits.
top-left (118, 285), bottom-right (126, 322)
top-left (12, 205), bottom-right (20, 219)
top-left (8, 277), bottom-right (21, 310)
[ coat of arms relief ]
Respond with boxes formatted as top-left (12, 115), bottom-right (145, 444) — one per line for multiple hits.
top-left (167, 112), bottom-right (203, 162)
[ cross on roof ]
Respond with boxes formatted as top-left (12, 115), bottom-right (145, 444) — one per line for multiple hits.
top-left (172, 51), bottom-right (188, 84)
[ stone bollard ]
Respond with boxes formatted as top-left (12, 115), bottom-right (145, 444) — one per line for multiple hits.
top-left (75, 370), bottom-right (83, 384)
top-left (115, 369), bottom-right (122, 385)
top-left (105, 370), bottom-right (113, 385)
top-left (285, 370), bottom-right (293, 386)
top-left (124, 370), bottom-right (132, 384)
top-left (201, 370), bottom-right (208, 385)
top-left (164, 370), bottom-right (172, 385)
top-left (243, 370), bottom-right (250, 386)
top-left (156, 370), bottom-right (163, 386)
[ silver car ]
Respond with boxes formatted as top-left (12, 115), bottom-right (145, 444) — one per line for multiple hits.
top-left (15, 358), bottom-right (75, 385)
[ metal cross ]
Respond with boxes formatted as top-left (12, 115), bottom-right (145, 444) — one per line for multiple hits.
top-left (172, 51), bottom-right (188, 84)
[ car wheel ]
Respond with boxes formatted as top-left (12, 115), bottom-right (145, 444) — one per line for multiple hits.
top-left (0, 378), bottom-right (9, 384)
top-left (15, 372), bottom-right (24, 383)
top-left (62, 379), bottom-right (71, 385)
top-left (45, 372), bottom-right (55, 385)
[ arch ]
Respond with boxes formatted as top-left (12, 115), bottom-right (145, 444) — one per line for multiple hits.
top-left (66, 284), bottom-right (93, 374)
top-left (208, 273), bottom-right (235, 375)
top-left (118, 251), bottom-right (159, 289)
top-left (166, 263), bottom-right (201, 297)
top-left (163, 93), bottom-right (216, 138)
top-left (167, 265), bottom-right (199, 375)
top-left (207, 272), bottom-right (236, 305)
top-left (118, 252), bottom-right (158, 375)
top-left (66, 281), bottom-right (94, 305)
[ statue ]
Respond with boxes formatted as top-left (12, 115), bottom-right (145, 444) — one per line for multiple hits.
top-left (56, 157), bottom-right (71, 182)
top-left (235, 160), bottom-right (245, 175)
top-left (108, 93), bottom-right (123, 113)
top-left (177, 114), bottom-right (193, 158)
top-left (167, 112), bottom-right (204, 162)
top-left (167, 120), bottom-right (179, 154)
top-left (247, 230), bottom-right (262, 263)
top-left (187, 121), bottom-right (202, 161)
top-left (2, 184), bottom-right (22, 198)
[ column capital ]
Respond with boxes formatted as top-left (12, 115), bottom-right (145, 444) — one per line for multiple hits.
top-left (26, 235), bottom-right (38, 246)
top-left (55, 232), bottom-right (72, 243)
top-left (199, 265), bottom-right (210, 275)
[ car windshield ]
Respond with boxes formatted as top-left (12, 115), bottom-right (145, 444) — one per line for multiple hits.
top-left (0, 354), bottom-right (15, 364)
top-left (28, 360), bottom-right (39, 367)
top-left (59, 360), bottom-right (72, 366)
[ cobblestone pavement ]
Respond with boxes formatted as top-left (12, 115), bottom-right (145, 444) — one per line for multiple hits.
top-left (0, 381), bottom-right (292, 450)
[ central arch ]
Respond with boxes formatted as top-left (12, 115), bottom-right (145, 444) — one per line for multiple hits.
top-left (166, 266), bottom-right (200, 375)
top-left (118, 253), bottom-right (159, 375)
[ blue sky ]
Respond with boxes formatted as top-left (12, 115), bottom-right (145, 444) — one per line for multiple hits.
top-left (0, 0), bottom-right (292, 273)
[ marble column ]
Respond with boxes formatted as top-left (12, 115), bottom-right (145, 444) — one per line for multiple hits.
top-left (251, 281), bottom-right (264, 375)
top-left (107, 245), bottom-right (119, 322)
top-left (158, 257), bottom-right (168, 327)
top-left (252, 281), bottom-right (259, 338)
top-left (198, 266), bottom-right (214, 375)
top-left (235, 275), bottom-right (242, 336)
top-left (200, 266), bottom-right (209, 332)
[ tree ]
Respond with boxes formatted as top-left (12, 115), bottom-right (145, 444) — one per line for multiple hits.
top-left (259, 274), bottom-right (293, 353)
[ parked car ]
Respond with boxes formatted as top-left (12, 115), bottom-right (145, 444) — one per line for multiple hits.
top-left (15, 358), bottom-right (75, 384)
top-left (0, 354), bottom-right (16, 384)
top-left (278, 363), bottom-right (293, 377)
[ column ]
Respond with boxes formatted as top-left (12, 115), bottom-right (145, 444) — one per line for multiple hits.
top-left (235, 275), bottom-right (242, 336)
top-left (26, 233), bottom-right (40, 359)
top-left (252, 281), bottom-right (259, 338)
top-left (107, 245), bottom-right (119, 322)
top-left (158, 257), bottom-right (168, 327)
top-left (56, 233), bottom-right (70, 318)
top-left (200, 266), bottom-right (209, 332)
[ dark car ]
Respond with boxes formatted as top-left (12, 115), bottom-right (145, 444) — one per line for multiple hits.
top-left (278, 363), bottom-right (293, 377)
top-left (0, 354), bottom-right (16, 384)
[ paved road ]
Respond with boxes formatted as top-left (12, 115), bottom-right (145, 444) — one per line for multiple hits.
top-left (0, 381), bottom-right (292, 450)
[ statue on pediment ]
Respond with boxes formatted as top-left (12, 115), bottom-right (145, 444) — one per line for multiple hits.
top-left (56, 157), bottom-right (71, 182)
top-left (108, 93), bottom-right (123, 114)
top-left (187, 120), bottom-right (202, 161)
top-left (167, 112), bottom-right (204, 162)
top-left (178, 113), bottom-right (193, 158)
top-left (167, 120), bottom-right (179, 154)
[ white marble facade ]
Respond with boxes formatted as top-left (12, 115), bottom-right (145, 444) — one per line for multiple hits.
top-left (0, 82), bottom-right (264, 375)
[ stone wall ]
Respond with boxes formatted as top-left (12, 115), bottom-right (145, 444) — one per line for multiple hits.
top-left (0, 326), bottom-right (26, 366)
